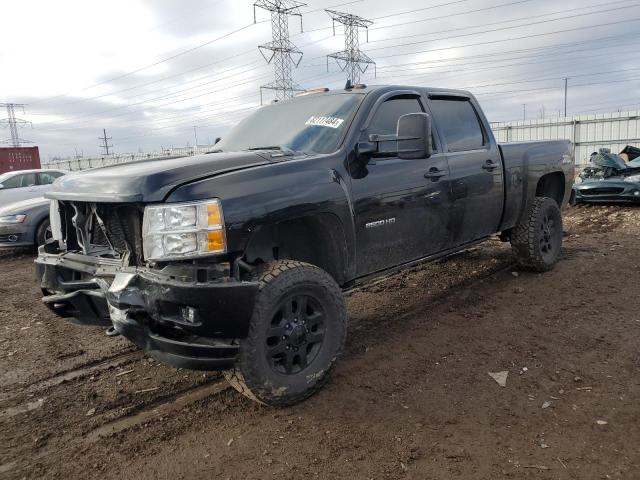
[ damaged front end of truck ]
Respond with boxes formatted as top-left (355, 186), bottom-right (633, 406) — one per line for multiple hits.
top-left (36, 199), bottom-right (258, 370)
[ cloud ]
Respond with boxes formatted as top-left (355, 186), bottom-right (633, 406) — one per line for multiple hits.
top-left (1, 0), bottom-right (639, 158)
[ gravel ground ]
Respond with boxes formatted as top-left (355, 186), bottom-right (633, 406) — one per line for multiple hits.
top-left (1, 204), bottom-right (639, 479)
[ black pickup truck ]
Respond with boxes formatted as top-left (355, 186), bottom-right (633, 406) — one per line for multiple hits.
top-left (36, 85), bottom-right (574, 406)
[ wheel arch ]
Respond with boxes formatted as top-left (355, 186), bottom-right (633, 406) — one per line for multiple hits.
top-left (242, 213), bottom-right (350, 286)
top-left (536, 171), bottom-right (566, 206)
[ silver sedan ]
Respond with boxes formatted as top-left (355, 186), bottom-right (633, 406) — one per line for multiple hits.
top-left (0, 197), bottom-right (51, 248)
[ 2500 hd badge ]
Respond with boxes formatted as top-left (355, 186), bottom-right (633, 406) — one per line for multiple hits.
top-left (365, 218), bottom-right (396, 229)
top-left (37, 84), bottom-right (574, 406)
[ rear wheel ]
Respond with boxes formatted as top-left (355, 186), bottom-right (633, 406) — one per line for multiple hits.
top-left (35, 218), bottom-right (52, 247)
top-left (224, 260), bottom-right (347, 406)
top-left (510, 196), bottom-right (563, 272)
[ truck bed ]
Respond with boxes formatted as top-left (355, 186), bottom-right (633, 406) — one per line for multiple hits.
top-left (498, 140), bottom-right (574, 231)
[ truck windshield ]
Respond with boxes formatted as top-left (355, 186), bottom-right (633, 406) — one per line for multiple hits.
top-left (216, 93), bottom-right (363, 155)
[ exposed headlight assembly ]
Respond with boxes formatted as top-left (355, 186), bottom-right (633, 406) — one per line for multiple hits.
top-left (0, 214), bottom-right (27, 224)
top-left (142, 199), bottom-right (226, 261)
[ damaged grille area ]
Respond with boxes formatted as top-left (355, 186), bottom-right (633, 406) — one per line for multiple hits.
top-left (57, 201), bottom-right (144, 265)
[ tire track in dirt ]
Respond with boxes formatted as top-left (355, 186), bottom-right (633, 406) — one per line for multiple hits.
top-left (1, 378), bottom-right (230, 476)
top-left (0, 349), bottom-right (142, 403)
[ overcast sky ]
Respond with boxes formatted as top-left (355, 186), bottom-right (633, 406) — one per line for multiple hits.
top-left (2, 0), bottom-right (639, 159)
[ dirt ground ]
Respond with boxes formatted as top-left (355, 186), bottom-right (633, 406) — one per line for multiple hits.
top-left (1, 204), bottom-right (639, 480)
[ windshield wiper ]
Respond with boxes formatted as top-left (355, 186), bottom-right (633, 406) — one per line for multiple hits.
top-left (246, 145), bottom-right (304, 157)
top-left (247, 145), bottom-right (292, 152)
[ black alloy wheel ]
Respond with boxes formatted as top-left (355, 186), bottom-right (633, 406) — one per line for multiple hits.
top-left (265, 294), bottom-right (325, 375)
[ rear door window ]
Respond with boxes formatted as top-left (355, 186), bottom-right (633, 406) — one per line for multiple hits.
top-left (38, 171), bottom-right (64, 185)
top-left (429, 98), bottom-right (486, 152)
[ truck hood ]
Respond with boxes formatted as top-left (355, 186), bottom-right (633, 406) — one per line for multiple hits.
top-left (45, 151), bottom-right (270, 203)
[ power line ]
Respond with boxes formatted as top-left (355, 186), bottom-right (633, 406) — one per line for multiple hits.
top-left (326, 9), bottom-right (375, 84)
top-left (353, 5), bottom-right (640, 55)
top-left (27, 0), bottom-right (628, 120)
top-left (374, 36), bottom-right (640, 75)
top-left (368, 15), bottom-right (640, 61)
top-left (368, 0), bottom-right (533, 32)
top-left (32, 38), bottom-right (640, 137)
top-left (28, 0), bottom-right (360, 108)
top-left (0, 103), bottom-right (32, 147)
top-left (33, 31), bottom-right (640, 134)
top-left (476, 75), bottom-right (640, 99)
top-left (364, 1), bottom-right (640, 47)
top-left (42, 4), bottom-right (631, 124)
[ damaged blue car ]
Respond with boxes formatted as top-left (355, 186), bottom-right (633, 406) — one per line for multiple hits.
top-left (571, 146), bottom-right (640, 204)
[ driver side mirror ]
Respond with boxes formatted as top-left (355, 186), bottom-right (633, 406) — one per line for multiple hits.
top-left (356, 112), bottom-right (433, 161)
top-left (396, 112), bottom-right (432, 160)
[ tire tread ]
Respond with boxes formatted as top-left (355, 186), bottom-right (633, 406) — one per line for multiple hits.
top-left (510, 196), bottom-right (562, 272)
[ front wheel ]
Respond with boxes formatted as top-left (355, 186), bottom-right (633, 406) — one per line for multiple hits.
top-left (224, 260), bottom-right (347, 406)
top-left (35, 218), bottom-right (52, 247)
top-left (510, 196), bottom-right (563, 272)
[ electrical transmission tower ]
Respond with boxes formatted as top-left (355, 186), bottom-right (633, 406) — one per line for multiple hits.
top-left (99, 129), bottom-right (113, 156)
top-left (254, 0), bottom-right (306, 103)
top-left (326, 10), bottom-right (375, 85)
top-left (0, 103), bottom-right (32, 147)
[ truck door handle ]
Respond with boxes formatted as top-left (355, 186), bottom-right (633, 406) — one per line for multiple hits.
top-left (424, 168), bottom-right (446, 180)
top-left (482, 160), bottom-right (499, 171)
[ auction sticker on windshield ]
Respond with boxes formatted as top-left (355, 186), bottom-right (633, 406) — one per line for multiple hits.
top-left (305, 116), bottom-right (344, 128)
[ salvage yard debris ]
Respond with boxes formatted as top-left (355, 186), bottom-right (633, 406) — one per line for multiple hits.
top-left (573, 146), bottom-right (640, 204)
top-left (488, 371), bottom-right (509, 387)
top-left (134, 387), bottom-right (159, 394)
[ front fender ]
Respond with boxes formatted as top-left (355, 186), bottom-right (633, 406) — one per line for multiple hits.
top-left (165, 156), bottom-right (356, 279)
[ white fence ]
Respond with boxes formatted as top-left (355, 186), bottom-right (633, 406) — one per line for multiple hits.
top-left (43, 145), bottom-right (216, 171)
top-left (491, 111), bottom-right (640, 166)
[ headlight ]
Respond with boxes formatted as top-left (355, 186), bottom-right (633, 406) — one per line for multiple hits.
top-left (624, 174), bottom-right (640, 183)
top-left (142, 199), bottom-right (226, 261)
top-left (0, 214), bottom-right (27, 224)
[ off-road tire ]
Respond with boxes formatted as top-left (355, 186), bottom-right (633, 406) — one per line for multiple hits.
top-left (224, 260), bottom-right (347, 406)
top-left (35, 218), bottom-right (52, 247)
top-left (511, 196), bottom-right (563, 272)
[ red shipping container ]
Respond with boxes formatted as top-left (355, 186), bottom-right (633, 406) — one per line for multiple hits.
top-left (0, 147), bottom-right (41, 174)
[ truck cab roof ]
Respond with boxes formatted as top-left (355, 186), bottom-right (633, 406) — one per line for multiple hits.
top-left (295, 84), bottom-right (473, 99)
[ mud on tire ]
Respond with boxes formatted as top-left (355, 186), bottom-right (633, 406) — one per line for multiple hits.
top-left (510, 196), bottom-right (563, 272)
top-left (224, 260), bottom-right (347, 406)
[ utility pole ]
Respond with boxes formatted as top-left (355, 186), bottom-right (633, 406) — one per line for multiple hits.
top-left (193, 126), bottom-right (199, 147)
top-left (563, 77), bottom-right (569, 117)
top-left (99, 128), bottom-right (113, 156)
top-left (0, 103), bottom-right (32, 147)
top-left (326, 9), bottom-right (375, 85)
top-left (522, 104), bottom-right (526, 121)
top-left (254, 0), bottom-right (306, 103)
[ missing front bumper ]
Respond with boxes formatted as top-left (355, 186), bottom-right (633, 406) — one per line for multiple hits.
top-left (36, 251), bottom-right (259, 370)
